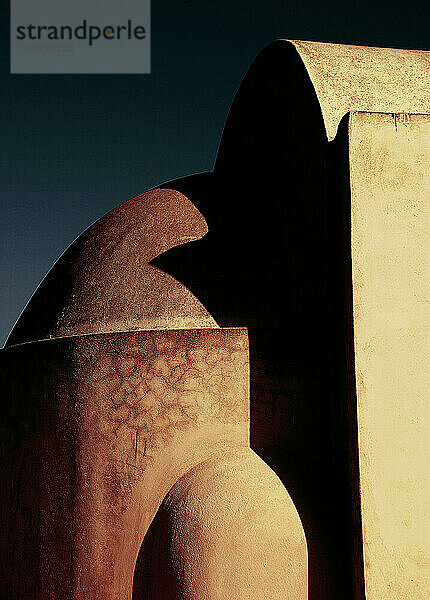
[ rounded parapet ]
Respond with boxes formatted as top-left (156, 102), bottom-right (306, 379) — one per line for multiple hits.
top-left (289, 40), bottom-right (430, 140)
top-left (6, 188), bottom-right (218, 347)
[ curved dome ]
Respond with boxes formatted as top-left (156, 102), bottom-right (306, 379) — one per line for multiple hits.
top-left (6, 188), bottom-right (218, 346)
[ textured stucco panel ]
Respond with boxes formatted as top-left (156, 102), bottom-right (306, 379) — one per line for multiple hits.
top-left (350, 111), bottom-right (430, 599)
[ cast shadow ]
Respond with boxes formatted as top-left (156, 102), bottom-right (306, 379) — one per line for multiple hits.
top-left (149, 41), bottom-right (365, 600)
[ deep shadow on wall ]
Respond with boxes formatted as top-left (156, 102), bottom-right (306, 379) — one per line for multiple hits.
top-left (149, 41), bottom-right (365, 600)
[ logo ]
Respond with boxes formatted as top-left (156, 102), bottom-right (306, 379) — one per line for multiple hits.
top-left (15, 20), bottom-right (147, 47)
top-left (11, 1), bottom-right (151, 74)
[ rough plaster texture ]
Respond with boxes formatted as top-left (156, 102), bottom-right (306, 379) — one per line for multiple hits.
top-left (350, 112), bottom-right (430, 600)
top-left (0, 328), bottom-right (308, 599)
top-left (290, 40), bottom-right (430, 140)
top-left (0, 328), bottom-right (251, 599)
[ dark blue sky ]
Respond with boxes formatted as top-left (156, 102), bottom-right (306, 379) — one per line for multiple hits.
top-left (1, 0), bottom-right (428, 345)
